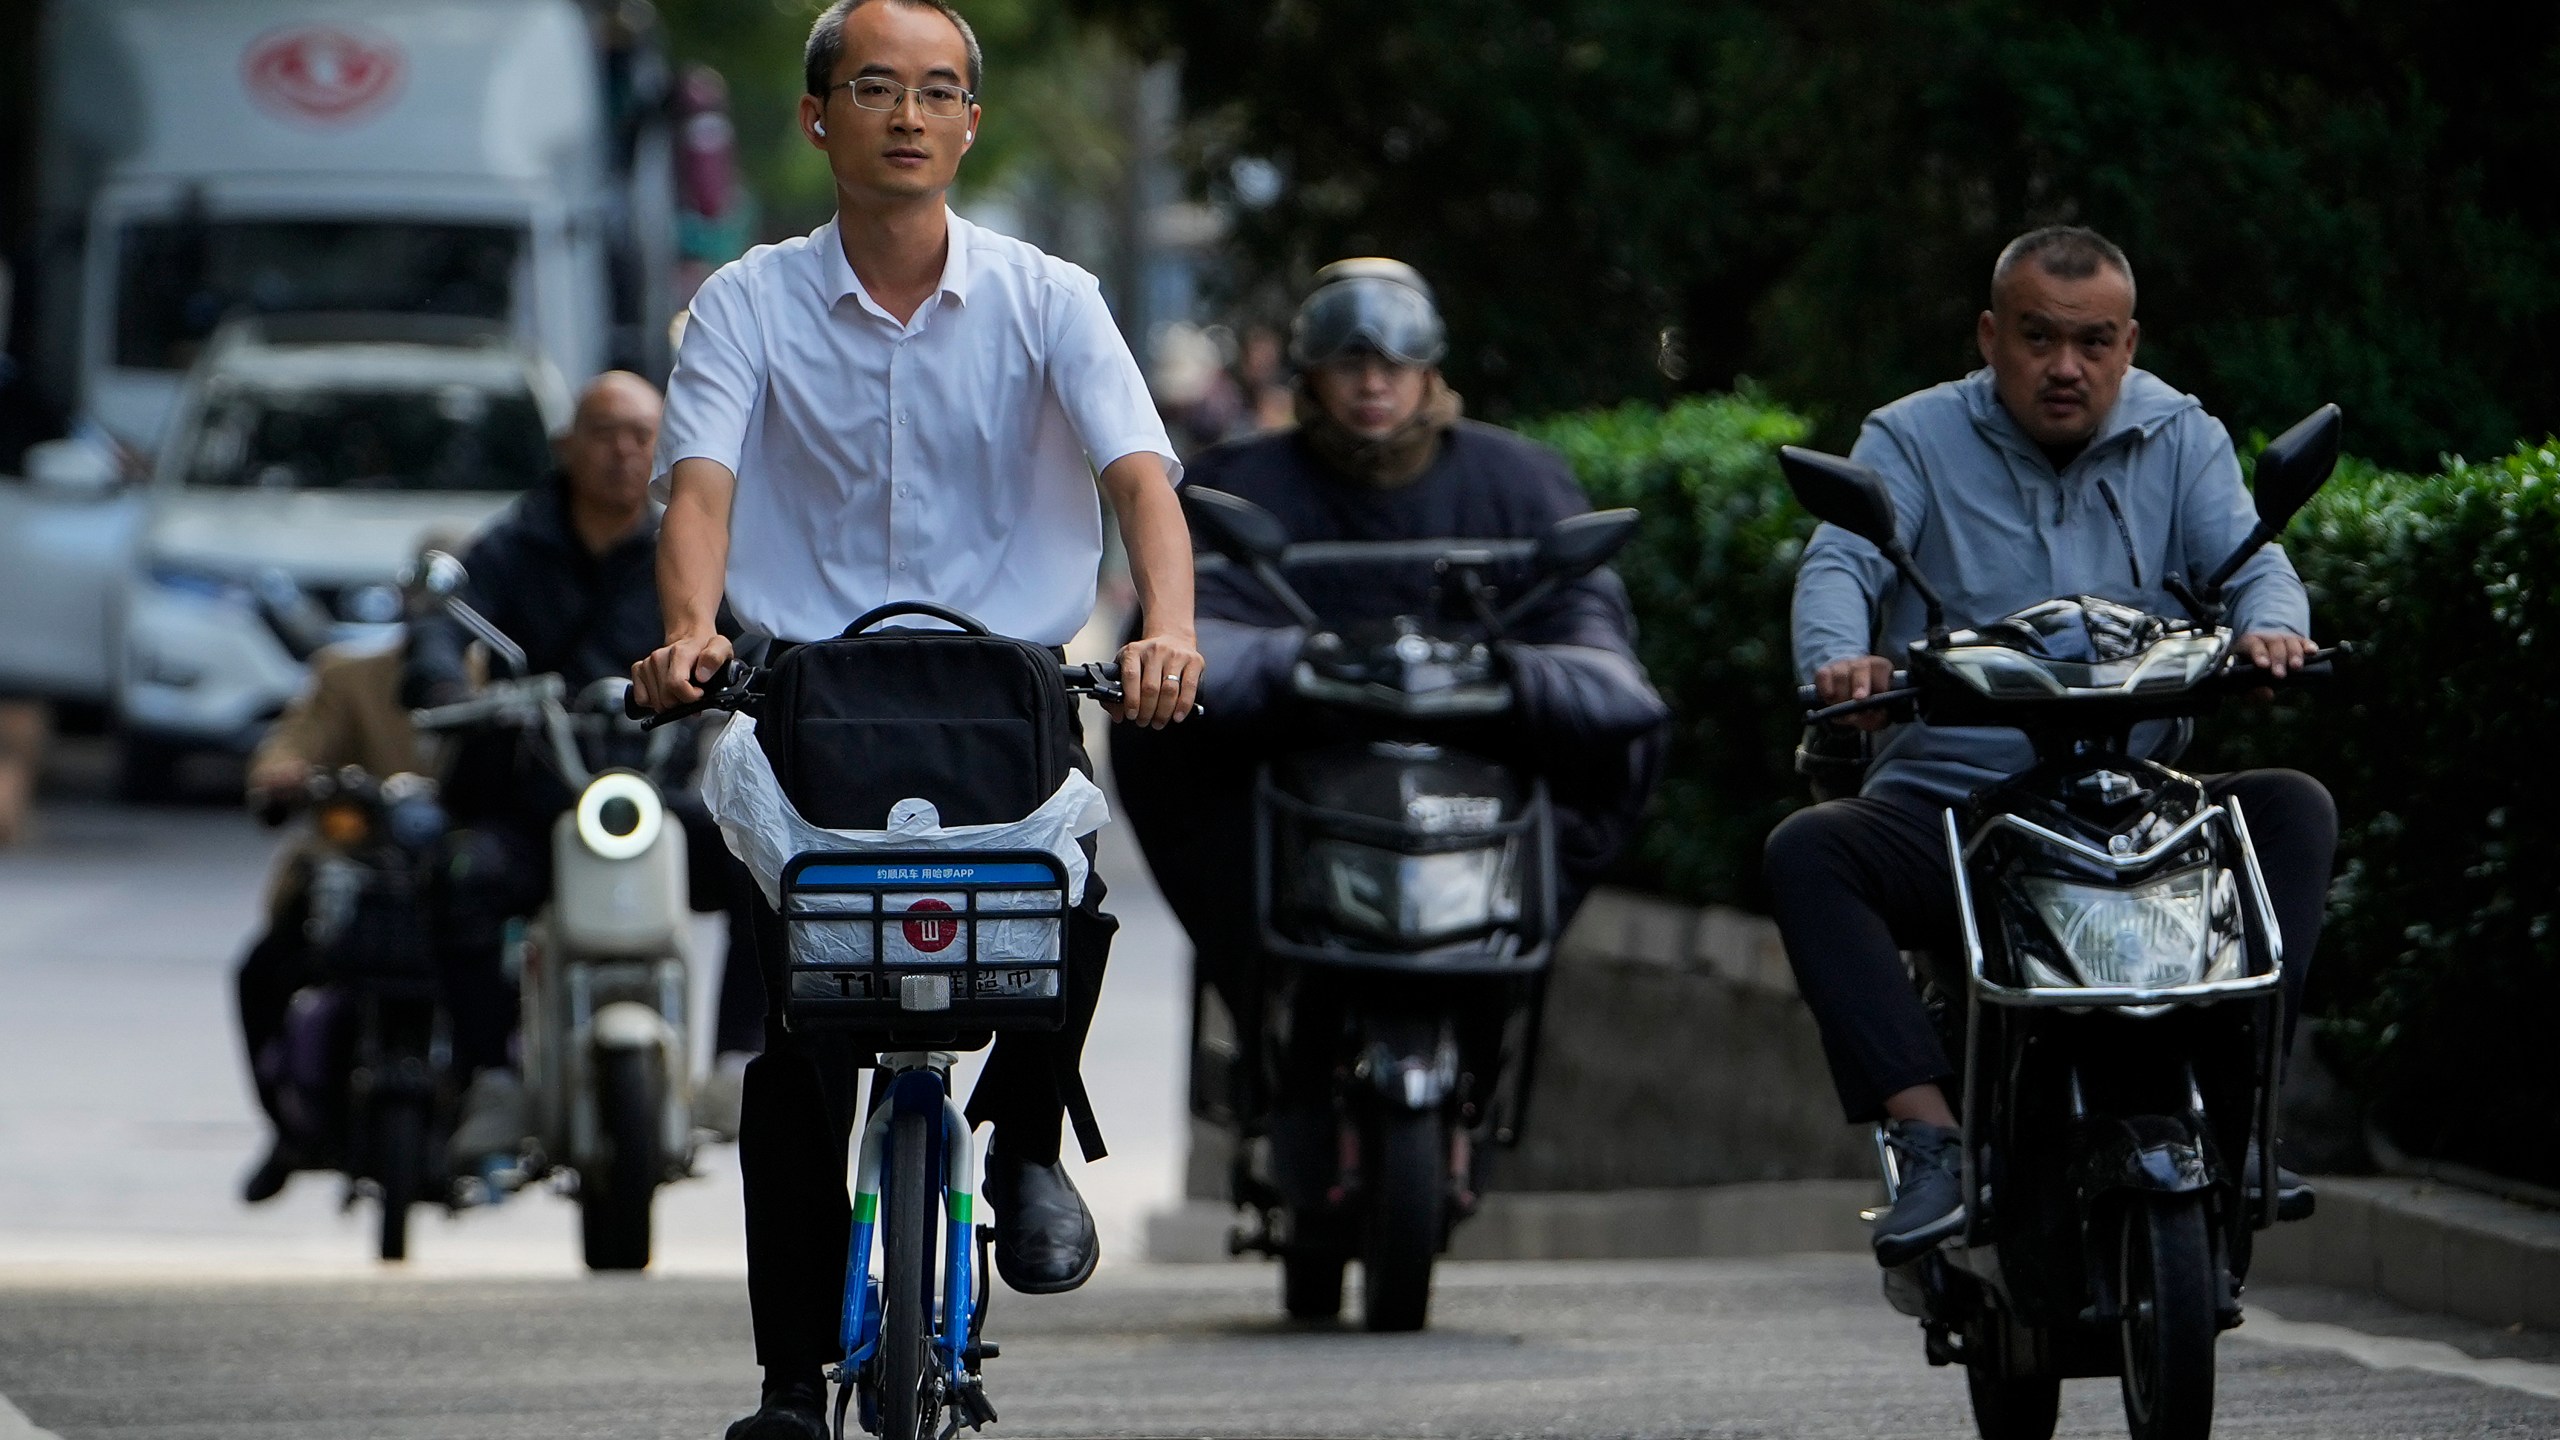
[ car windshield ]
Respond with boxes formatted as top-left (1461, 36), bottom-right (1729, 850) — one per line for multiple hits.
top-left (181, 380), bottom-right (548, 494)
top-left (116, 220), bottom-right (519, 373)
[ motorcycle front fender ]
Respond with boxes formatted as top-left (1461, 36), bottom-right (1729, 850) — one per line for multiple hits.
top-left (590, 999), bottom-right (674, 1051)
top-left (2072, 1114), bottom-right (2212, 1202)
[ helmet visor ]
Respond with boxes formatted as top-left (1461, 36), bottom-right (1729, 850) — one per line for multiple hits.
top-left (1290, 277), bottom-right (1447, 369)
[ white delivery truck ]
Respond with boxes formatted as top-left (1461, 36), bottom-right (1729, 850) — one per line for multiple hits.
top-left (0, 0), bottom-right (676, 765)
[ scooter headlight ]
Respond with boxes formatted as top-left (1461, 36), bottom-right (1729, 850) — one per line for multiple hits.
top-left (2017, 866), bottom-right (2245, 991)
top-left (1308, 838), bottom-right (1521, 943)
top-left (575, 771), bottom-right (664, 861)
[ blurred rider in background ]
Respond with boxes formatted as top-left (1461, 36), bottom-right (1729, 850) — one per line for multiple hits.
top-left (1112, 256), bottom-right (1670, 1118)
top-left (402, 372), bottom-right (762, 1182)
top-left (233, 537), bottom-right (447, 1202)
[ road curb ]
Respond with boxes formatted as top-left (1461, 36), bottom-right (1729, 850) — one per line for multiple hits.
top-left (2252, 1175), bottom-right (2560, 1331)
top-left (1148, 1181), bottom-right (1882, 1265)
top-left (1149, 1174), bottom-right (2560, 1334)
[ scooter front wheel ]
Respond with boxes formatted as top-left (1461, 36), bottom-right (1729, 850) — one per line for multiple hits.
top-left (580, 1048), bottom-right (662, 1271)
top-left (1965, 1363), bottom-right (2060, 1440)
top-left (1281, 1243), bottom-right (1345, 1322)
top-left (1360, 1109), bottom-right (1445, 1333)
top-left (2120, 1193), bottom-right (2217, 1440)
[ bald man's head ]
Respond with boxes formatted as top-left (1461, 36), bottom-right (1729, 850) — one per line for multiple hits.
top-left (558, 370), bottom-right (662, 531)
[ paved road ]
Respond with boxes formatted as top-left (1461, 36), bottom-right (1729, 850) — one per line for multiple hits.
top-left (2, 1260), bottom-right (2558, 1439)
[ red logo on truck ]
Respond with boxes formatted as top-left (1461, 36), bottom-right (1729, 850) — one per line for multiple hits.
top-left (243, 26), bottom-right (404, 124)
top-left (901, 899), bottom-right (959, 954)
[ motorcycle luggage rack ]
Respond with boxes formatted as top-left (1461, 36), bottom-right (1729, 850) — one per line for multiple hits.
top-left (778, 849), bottom-right (1071, 1035)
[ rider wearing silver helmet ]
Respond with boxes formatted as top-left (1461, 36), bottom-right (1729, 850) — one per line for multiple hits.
top-left (1112, 254), bottom-right (1670, 1085)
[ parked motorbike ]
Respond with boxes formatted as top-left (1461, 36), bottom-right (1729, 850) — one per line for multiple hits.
top-left (258, 765), bottom-right (454, 1261)
top-left (1780, 405), bottom-right (2345, 1440)
top-left (411, 554), bottom-right (702, 1270)
top-left (1181, 487), bottom-right (1639, 1331)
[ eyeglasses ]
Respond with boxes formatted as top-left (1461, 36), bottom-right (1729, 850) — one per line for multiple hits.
top-left (832, 77), bottom-right (973, 119)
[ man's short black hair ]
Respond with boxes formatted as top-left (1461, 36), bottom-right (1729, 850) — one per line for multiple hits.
top-left (1992, 226), bottom-right (2137, 310)
top-left (804, 0), bottom-right (983, 100)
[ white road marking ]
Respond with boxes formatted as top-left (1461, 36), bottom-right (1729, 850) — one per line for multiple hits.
top-left (2241, 1306), bottom-right (2560, 1403)
top-left (0, 1391), bottom-right (63, 1440)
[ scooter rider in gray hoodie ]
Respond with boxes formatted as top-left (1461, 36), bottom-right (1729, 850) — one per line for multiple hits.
top-left (1767, 226), bottom-right (2338, 1266)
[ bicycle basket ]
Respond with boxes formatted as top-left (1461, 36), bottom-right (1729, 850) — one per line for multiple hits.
top-left (780, 847), bottom-right (1070, 1034)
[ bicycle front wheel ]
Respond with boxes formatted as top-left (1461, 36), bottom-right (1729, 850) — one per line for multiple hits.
top-left (879, 1106), bottom-right (937, 1440)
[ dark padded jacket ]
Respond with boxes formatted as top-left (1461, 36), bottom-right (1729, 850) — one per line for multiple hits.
top-left (1178, 420), bottom-right (1668, 744)
top-left (1111, 422), bottom-right (1668, 966)
top-left (403, 478), bottom-right (664, 825)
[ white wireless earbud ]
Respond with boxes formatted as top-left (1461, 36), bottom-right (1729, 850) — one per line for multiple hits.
top-left (814, 119), bottom-right (827, 136)
top-left (965, 130), bottom-right (975, 142)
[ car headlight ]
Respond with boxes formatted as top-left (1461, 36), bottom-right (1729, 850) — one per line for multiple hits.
top-left (1308, 838), bottom-right (1521, 943)
top-left (2016, 866), bottom-right (2245, 990)
top-left (575, 771), bottom-right (664, 860)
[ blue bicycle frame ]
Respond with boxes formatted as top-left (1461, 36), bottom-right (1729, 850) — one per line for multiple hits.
top-left (835, 1051), bottom-right (984, 1433)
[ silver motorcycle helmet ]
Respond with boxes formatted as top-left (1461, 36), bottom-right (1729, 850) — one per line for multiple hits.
top-left (1288, 258), bottom-right (1448, 369)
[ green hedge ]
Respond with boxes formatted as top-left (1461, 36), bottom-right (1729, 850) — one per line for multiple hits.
top-left (2199, 444), bottom-right (2560, 1186)
top-left (1533, 395), bottom-right (2560, 1186)
top-left (1522, 393), bottom-right (1814, 910)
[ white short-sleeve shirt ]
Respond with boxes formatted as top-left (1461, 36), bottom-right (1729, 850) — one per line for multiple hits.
top-left (653, 212), bottom-right (1179, 647)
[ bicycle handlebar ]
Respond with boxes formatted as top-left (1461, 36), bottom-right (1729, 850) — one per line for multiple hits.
top-left (626, 658), bottom-right (1201, 731)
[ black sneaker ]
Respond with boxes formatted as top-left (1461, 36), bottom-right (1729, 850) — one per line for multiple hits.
top-left (724, 1375), bottom-right (827, 1440)
top-left (241, 1140), bottom-right (299, 1204)
top-left (2243, 1142), bottom-right (2317, 1222)
top-left (1874, 1120), bottom-right (1967, 1267)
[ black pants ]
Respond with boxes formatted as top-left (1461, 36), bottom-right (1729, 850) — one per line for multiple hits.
top-left (735, 792), bottom-right (1117, 1375)
top-left (1763, 769), bottom-right (2338, 1124)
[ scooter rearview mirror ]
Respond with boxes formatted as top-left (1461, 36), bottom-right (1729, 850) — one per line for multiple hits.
top-left (1779, 447), bottom-right (1899, 550)
top-left (1534, 508), bottom-right (1640, 581)
top-left (2200, 402), bottom-right (2343, 602)
top-left (1778, 446), bottom-right (1950, 635)
top-left (417, 550), bottom-right (469, 599)
top-left (1181, 485), bottom-right (1321, 629)
top-left (2249, 403), bottom-right (2342, 538)
top-left (1181, 486), bottom-right (1291, 566)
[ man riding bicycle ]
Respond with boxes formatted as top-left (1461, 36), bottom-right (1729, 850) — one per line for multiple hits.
top-left (1767, 226), bottom-right (2338, 1267)
top-left (627, 3), bottom-right (1198, 1435)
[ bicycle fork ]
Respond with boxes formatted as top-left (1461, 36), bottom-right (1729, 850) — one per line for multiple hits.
top-left (836, 1057), bottom-right (987, 1411)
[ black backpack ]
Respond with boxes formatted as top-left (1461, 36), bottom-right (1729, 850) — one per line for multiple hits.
top-left (754, 602), bottom-right (1080, 830)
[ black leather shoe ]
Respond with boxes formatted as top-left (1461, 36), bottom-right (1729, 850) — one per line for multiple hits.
top-left (241, 1141), bottom-right (297, 1205)
top-left (984, 1151), bottom-right (1099, 1294)
top-left (724, 1376), bottom-right (827, 1440)
top-left (1873, 1120), bottom-right (1968, 1267)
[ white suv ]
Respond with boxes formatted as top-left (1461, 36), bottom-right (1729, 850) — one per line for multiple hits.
top-left (116, 314), bottom-right (569, 796)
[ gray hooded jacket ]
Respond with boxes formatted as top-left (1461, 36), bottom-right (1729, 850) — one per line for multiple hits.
top-left (1793, 366), bottom-right (2311, 810)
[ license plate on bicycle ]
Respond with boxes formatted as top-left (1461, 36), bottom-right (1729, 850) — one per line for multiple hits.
top-left (779, 849), bottom-right (1070, 1032)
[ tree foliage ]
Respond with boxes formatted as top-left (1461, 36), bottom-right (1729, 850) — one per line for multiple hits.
top-left (1072, 0), bottom-right (2560, 470)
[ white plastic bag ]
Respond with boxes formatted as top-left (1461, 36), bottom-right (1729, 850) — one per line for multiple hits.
top-left (699, 712), bottom-right (1110, 911)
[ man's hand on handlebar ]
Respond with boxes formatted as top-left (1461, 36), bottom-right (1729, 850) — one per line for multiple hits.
top-left (1814, 655), bottom-right (1899, 732)
top-left (2234, 632), bottom-right (2317, 679)
top-left (633, 631), bottom-right (735, 714)
top-left (1115, 630), bottom-right (1204, 729)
